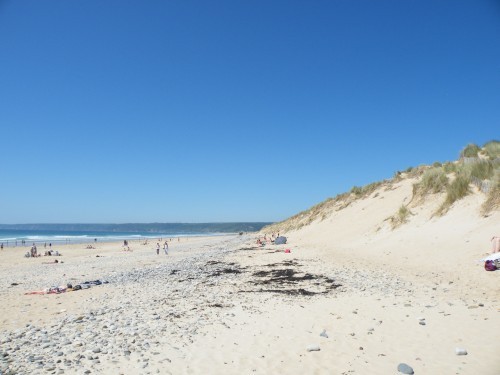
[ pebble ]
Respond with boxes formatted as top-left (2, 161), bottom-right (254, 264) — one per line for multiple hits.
top-left (319, 330), bottom-right (328, 338)
top-left (397, 363), bottom-right (414, 374)
top-left (306, 345), bottom-right (321, 352)
top-left (455, 348), bottom-right (467, 355)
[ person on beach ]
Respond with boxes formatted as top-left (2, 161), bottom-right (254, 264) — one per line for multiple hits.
top-left (492, 236), bottom-right (500, 253)
top-left (156, 243), bottom-right (160, 255)
top-left (163, 241), bottom-right (168, 255)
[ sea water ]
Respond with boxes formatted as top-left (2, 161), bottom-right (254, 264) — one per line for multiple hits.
top-left (0, 229), bottom-right (185, 247)
top-left (0, 222), bottom-right (270, 247)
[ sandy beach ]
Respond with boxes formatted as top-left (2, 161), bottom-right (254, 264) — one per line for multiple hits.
top-left (1, 174), bottom-right (499, 375)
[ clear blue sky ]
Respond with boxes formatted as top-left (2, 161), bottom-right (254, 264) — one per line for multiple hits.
top-left (0, 0), bottom-right (498, 223)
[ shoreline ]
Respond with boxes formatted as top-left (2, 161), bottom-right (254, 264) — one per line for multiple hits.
top-left (0, 232), bottom-right (238, 248)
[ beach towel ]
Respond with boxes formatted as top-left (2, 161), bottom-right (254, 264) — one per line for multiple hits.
top-left (480, 253), bottom-right (500, 262)
top-left (25, 286), bottom-right (67, 295)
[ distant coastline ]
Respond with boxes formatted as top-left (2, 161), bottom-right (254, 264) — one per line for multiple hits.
top-left (0, 222), bottom-right (271, 233)
top-left (0, 222), bottom-right (271, 246)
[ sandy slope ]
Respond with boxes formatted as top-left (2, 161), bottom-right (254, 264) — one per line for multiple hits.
top-left (288, 178), bottom-right (499, 295)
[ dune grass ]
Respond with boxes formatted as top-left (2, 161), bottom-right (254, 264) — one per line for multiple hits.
top-left (481, 178), bottom-right (500, 215)
top-left (460, 143), bottom-right (481, 158)
top-left (437, 174), bottom-right (470, 215)
top-left (461, 159), bottom-right (495, 180)
top-left (350, 181), bottom-right (384, 198)
top-left (391, 205), bottom-right (412, 228)
top-left (483, 140), bottom-right (500, 159)
top-left (443, 162), bottom-right (457, 173)
top-left (413, 167), bottom-right (449, 197)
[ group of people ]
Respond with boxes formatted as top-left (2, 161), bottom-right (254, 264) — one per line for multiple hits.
top-left (24, 243), bottom-right (61, 258)
top-left (156, 241), bottom-right (169, 255)
top-left (29, 243), bottom-right (38, 257)
top-left (256, 233), bottom-right (280, 246)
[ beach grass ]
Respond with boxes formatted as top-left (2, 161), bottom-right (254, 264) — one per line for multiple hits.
top-left (460, 143), bottom-right (481, 158)
top-left (461, 159), bottom-right (495, 180)
top-left (483, 140), bottom-right (500, 159)
top-left (413, 167), bottom-right (449, 196)
top-left (437, 173), bottom-right (470, 215)
top-left (481, 176), bottom-right (500, 215)
top-left (390, 205), bottom-right (411, 228)
top-left (443, 161), bottom-right (457, 173)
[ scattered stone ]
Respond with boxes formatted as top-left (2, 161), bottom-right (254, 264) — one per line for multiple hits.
top-left (455, 348), bottom-right (467, 356)
top-left (306, 345), bottom-right (321, 352)
top-left (397, 363), bottom-right (414, 374)
top-left (319, 330), bottom-right (328, 338)
top-left (419, 321), bottom-right (426, 326)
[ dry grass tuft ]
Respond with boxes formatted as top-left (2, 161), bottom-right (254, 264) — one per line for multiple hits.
top-left (390, 205), bottom-right (412, 228)
top-left (413, 168), bottom-right (448, 198)
top-left (483, 140), bottom-right (500, 160)
top-left (436, 174), bottom-right (470, 215)
top-left (460, 143), bottom-right (481, 158)
top-left (481, 176), bottom-right (500, 215)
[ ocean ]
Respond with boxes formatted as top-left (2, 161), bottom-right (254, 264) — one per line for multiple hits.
top-left (0, 222), bottom-right (270, 247)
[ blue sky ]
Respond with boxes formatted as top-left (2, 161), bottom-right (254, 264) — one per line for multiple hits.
top-left (0, 0), bottom-right (498, 223)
